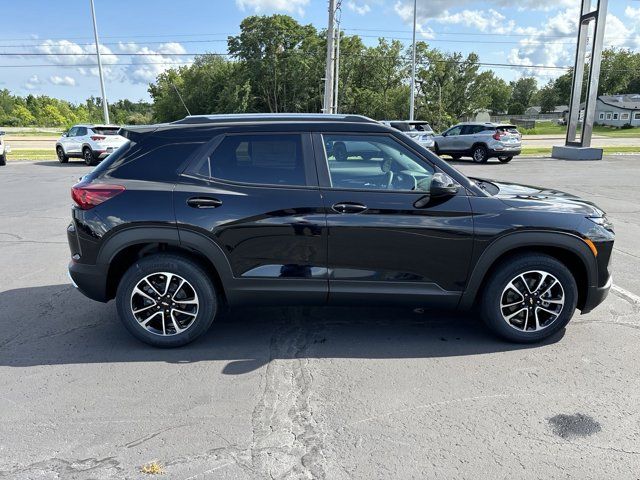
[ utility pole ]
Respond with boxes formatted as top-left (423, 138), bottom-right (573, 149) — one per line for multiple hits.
top-left (409, 0), bottom-right (417, 120)
top-left (333, 19), bottom-right (341, 113)
top-left (90, 0), bottom-right (109, 124)
top-left (323, 0), bottom-right (336, 114)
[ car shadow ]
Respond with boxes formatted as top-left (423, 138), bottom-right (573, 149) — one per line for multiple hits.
top-left (32, 161), bottom-right (87, 167)
top-left (0, 284), bottom-right (564, 373)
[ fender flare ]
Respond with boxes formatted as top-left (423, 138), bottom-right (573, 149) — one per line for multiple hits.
top-left (96, 226), bottom-right (234, 298)
top-left (458, 230), bottom-right (597, 310)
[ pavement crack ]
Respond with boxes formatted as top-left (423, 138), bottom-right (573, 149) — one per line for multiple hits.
top-left (249, 307), bottom-right (327, 479)
top-left (124, 424), bottom-right (189, 448)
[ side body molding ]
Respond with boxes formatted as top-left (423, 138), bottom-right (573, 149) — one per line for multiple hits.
top-left (458, 230), bottom-right (597, 310)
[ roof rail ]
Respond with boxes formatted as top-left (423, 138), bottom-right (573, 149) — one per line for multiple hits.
top-left (172, 113), bottom-right (377, 125)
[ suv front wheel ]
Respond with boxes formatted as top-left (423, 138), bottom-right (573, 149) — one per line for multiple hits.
top-left (481, 254), bottom-right (577, 343)
top-left (116, 254), bottom-right (218, 347)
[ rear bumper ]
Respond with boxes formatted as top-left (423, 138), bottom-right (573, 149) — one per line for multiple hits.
top-left (68, 260), bottom-right (110, 302)
top-left (581, 274), bottom-right (612, 314)
top-left (489, 147), bottom-right (521, 157)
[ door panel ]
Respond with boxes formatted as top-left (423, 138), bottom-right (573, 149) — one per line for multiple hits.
top-left (316, 133), bottom-right (474, 307)
top-left (174, 132), bottom-right (328, 306)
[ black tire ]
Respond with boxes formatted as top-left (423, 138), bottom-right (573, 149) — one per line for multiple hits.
top-left (434, 143), bottom-right (440, 156)
top-left (0, 154), bottom-right (5, 166)
top-left (481, 254), bottom-right (577, 343)
top-left (450, 154), bottom-right (461, 161)
top-left (116, 254), bottom-right (218, 347)
top-left (471, 145), bottom-right (488, 163)
top-left (498, 156), bottom-right (513, 163)
top-left (83, 147), bottom-right (97, 166)
top-left (56, 146), bottom-right (68, 164)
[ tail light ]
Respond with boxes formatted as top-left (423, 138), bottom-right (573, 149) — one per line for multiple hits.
top-left (71, 182), bottom-right (125, 210)
top-left (91, 135), bottom-right (106, 141)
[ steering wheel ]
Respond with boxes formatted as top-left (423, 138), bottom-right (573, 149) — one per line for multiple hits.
top-left (384, 170), bottom-right (394, 189)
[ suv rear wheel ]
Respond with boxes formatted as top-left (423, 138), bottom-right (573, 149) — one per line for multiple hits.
top-left (481, 254), bottom-right (577, 343)
top-left (472, 145), bottom-right (488, 163)
top-left (498, 155), bottom-right (513, 163)
top-left (0, 154), bottom-right (5, 166)
top-left (116, 254), bottom-right (218, 347)
top-left (83, 147), bottom-right (97, 166)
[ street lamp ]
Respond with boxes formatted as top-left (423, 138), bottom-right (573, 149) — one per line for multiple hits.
top-left (90, 0), bottom-right (109, 124)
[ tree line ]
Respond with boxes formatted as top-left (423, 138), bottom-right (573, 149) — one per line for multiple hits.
top-left (1, 14), bottom-right (639, 130)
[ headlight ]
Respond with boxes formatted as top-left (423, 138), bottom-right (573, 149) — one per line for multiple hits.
top-left (587, 215), bottom-right (614, 232)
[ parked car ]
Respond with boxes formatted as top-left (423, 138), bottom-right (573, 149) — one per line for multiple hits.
top-left (0, 130), bottom-right (8, 166)
top-left (56, 124), bottom-right (128, 166)
top-left (67, 114), bottom-right (613, 347)
top-left (381, 120), bottom-right (435, 150)
top-left (433, 122), bottom-right (522, 163)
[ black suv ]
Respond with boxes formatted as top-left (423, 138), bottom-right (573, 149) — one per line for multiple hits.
top-left (67, 114), bottom-right (614, 347)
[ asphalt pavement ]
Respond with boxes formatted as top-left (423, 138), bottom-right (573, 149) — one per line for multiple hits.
top-left (1, 156), bottom-right (639, 479)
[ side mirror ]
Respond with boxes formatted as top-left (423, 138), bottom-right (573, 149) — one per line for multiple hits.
top-left (430, 173), bottom-right (459, 197)
top-left (441, 132), bottom-right (447, 137)
top-left (414, 173), bottom-right (459, 208)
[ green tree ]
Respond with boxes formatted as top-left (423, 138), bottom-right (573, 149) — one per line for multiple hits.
top-left (509, 77), bottom-right (537, 111)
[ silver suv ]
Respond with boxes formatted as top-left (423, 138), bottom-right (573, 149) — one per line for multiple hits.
top-left (380, 120), bottom-right (435, 150)
top-left (433, 123), bottom-right (521, 163)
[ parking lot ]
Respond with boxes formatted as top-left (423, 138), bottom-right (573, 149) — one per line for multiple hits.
top-left (1, 155), bottom-right (640, 479)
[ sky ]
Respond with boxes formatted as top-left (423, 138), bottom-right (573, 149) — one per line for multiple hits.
top-left (1, 0), bottom-right (639, 104)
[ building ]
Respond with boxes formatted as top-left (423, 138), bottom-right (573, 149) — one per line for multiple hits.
top-left (596, 94), bottom-right (640, 127)
top-left (524, 105), bottom-right (569, 117)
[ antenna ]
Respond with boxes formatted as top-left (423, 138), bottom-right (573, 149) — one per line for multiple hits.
top-left (171, 82), bottom-right (191, 116)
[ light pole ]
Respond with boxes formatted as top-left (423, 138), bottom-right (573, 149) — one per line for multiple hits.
top-left (90, 0), bottom-right (109, 124)
top-left (333, 19), bottom-right (341, 113)
top-left (409, 0), bottom-right (417, 120)
top-left (323, 0), bottom-right (336, 114)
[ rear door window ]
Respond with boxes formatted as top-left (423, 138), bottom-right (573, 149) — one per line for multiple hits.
top-left (191, 134), bottom-right (310, 187)
top-left (76, 127), bottom-right (88, 137)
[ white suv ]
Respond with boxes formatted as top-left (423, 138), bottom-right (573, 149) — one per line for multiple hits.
top-left (56, 125), bottom-right (127, 166)
top-left (0, 130), bottom-right (8, 166)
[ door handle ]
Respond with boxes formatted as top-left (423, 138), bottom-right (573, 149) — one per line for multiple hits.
top-left (331, 202), bottom-right (368, 214)
top-left (187, 197), bottom-right (222, 209)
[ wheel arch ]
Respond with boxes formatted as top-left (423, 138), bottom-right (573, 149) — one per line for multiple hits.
top-left (459, 231), bottom-right (597, 311)
top-left (99, 227), bottom-right (232, 304)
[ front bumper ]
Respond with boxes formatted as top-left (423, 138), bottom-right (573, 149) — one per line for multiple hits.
top-left (581, 274), bottom-right (612, 314)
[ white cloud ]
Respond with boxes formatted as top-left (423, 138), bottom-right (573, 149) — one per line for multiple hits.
top-left (508, 7), bottom-right (639, 79)
top-left (347, 1), bottom-right (370, 15)
top-left (436, 9), bottom-right (516, 34)
top-left (117, 41), bottom-right (190, 84)
top-left (625, 6), bottom-right (640, 22)
top-left (49, 75), bottom-right (76, 86)
top-left (235, 0), bottom-right (309, 15)
top-left (23, 74), bottom-right (41, 90)
top-left (32, 39), bottom-right (119, 80)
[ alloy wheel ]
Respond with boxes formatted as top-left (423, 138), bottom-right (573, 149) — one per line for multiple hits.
top-left (499, 270), bottom-right (565, 332)
top-left (130, 272), bottom-right (199, 336)
top-left (473, 147), bottom-right (486, 163)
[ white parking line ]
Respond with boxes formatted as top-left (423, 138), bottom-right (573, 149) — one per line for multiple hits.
top-left (611, 283), bottom-right (640, 306)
